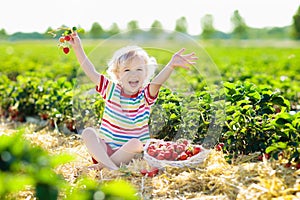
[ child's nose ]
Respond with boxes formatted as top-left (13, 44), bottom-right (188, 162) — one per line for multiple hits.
top-left (130, 71), bottom-right (138, 76)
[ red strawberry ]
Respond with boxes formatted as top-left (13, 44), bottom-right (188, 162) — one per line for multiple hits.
top-left (40, 113), bottom-right (48, 120)
top-left (147, 148), bottom-right (157, 157)
top-left (64, 35), bottom-right (71, 41)
top-left (147, 167), bottom-right (159, 177)
top-left (172, 144), bottom-right (177, 150)
top-left (172, 152), bottom-right (178, 160)
top-left (63, 47), bottom-right (70, 54)
top-left (158, 142), bottom-right (165, 148)
top-left (140, 167), bottom-right (159, 177)
top-left (215, 143), bottom-right (224, 151)
top-left (164, 150), bottom-right (172, 160)
top-left (140, 169), bottom-right (147, 176)
top-left (66, 121), bottom-right (75, 131)
top-left (180, 143), bottom-right (187, 149)
top-left (150, 167), bottom-right (159, 174)
top-left (175, 145), bottom-right (185, 154)
top-left (178, 152), bottom-right (188, 160)
top-left (156, 152), bottom-right (165, 160)
top-left (182, 139), bottom-right (189, 146)
top-left (264, 153), bottom-right (270, 160)
top-left (193, 146), bottom-right (201, 155)
top-left (185, 149), bottom-right (193, 157)
top-left (165, 142), bottom-right (172, 147)
top-left (167, 145), bottom-right (174, 153)
top-left (148, 144), bottom-right (156, 150)
top-left (296, 163), bottom-right (300, 170)
top-left (285, 162), bottom-right (291, 168)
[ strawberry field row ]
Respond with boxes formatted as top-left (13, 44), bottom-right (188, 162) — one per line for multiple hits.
top-left (0, 40), bottom-right (299, 164)
top-left (0, 72), bottom-right (299, 166)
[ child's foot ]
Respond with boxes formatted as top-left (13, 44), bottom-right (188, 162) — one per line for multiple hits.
top-left (88, 163), bottom-right (104, 171)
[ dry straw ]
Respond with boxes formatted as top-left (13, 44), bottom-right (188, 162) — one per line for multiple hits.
top-left (1, 123), bottom-right (300, 200)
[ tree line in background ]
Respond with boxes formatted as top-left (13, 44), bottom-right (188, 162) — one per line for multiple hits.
top-left (1, 8), bottom-right (300, 41)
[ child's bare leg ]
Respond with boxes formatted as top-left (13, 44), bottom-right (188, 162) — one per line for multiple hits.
top-left (110, 138), bottom-right (143, 166)
top-left (81, 127), bottom-right (118, 170)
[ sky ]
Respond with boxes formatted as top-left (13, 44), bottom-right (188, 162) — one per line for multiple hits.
top-left (1, 0), bottom-right (299, 35)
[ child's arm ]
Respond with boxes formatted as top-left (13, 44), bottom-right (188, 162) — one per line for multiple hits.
top-left (69, 33), bottom-right (100, 85)
top-left (149, 48), bottom-right (197, 97)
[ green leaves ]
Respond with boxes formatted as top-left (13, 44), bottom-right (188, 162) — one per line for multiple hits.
top-left (220, 80), bottom-right (298, 160)
top-left (274, 113), bottom-right (293, 126)
top-left (100, 180), bottom-right (138, 200)
top-left (65, 177), bottom-right (137, 200)
top-left (0, 129), bottom-right (138, 200)
top-left (0, 129), bottom-right (71, 199)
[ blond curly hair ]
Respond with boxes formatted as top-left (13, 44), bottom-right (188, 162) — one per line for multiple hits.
top-left (107, 46), bottom-right (157, 85)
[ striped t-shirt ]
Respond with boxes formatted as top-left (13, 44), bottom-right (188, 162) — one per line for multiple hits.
top-left (95, 75), bottom-right (158, 149)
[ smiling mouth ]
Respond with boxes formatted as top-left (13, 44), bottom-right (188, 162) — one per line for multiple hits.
top-left (129, 80), bottom-right (139, 87)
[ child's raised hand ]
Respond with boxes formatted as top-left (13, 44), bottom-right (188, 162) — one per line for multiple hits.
top-left (169, 48), bottom-right (198, 69)
top-left (68, 32), bottom-right (82, 49)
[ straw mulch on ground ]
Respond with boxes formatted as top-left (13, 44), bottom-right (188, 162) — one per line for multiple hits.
top-left (1, 123), bottom-right (300, 200)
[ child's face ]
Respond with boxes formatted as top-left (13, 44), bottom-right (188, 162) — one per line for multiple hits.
top-left (117, 56), bottom-right (147, 95)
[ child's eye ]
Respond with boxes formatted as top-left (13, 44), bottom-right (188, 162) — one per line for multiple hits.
top-left (137, 68), bottom-right (143, 71)
top-left (124, 69), bottom-right (130, 72)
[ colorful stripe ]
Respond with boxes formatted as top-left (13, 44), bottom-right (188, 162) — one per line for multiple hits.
top-left (95, 75), bottom-right (157, 149)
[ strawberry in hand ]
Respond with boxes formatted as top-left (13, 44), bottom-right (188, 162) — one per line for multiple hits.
top-left (63, 47), bottom-right (70, 54)
top-left (48, 26), bottom-right (84, 55)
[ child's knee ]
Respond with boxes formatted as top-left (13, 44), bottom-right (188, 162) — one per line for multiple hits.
top-left (129, 138), bottom-right (143, 151)
top-left (82, 127), bottom-right (97, 139)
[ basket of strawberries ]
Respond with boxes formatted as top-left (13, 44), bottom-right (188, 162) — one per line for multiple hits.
top-left (143, 139), bottom-right (211, 168)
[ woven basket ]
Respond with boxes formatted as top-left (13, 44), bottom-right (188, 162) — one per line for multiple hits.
top-left (143, 139), bottom-right (211, 168)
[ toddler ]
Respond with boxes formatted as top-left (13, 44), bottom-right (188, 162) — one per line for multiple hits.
top-left (69, 32), bottom-right (197, 170)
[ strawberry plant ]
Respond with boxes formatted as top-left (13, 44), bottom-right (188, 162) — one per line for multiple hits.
top-left (221, 81), bottom-right (291, 156)
top-left (0, 128), bottom-right (138, 200)
top-left (149, 88), bottom-right (182, 140)
top-left (0, 75), bottom-right (16, 119)
top-left (266, 112), bottom-right (300, 163)
top-left (0, 129), bottom-right (71, 199)
top-left (10, 75), bottom-right (44, 118)
top-left (0, 40), bottom-right (299, 165)
top-left (0, 73), bottom-right (77, 132)
top-left (72, 87), bottom-right (105, 132)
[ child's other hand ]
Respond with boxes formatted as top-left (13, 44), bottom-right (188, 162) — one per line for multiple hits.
top-left (169, 48), bottom-right (198, 69)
